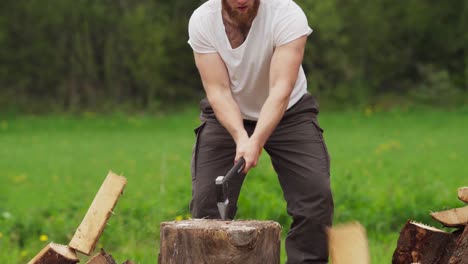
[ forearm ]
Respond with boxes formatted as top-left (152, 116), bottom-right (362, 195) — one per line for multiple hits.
top-left (250, 87), bottom-right (290, 147)
top-left (251, 36), bottom-right (308, 148)
top-left (206, 88), bottom-right (248, 143)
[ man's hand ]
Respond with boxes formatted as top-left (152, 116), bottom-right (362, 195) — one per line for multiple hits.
top-left (235, 136), bottom-right (263, 173)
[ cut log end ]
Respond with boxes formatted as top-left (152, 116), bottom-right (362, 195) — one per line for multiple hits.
top-left (458, 187), bottom-right (468, 203)
top-left (28, 243), bottom-right (79, 264)
top-left (162, 218), bottom-right (280, 229)
top-left (431, 206), bottom-right (468, 228)
top-left (159, 219), bottom-right (281, 264)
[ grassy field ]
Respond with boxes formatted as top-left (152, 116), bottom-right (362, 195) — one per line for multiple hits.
top-left (0, 108), bottom-right (467, 263)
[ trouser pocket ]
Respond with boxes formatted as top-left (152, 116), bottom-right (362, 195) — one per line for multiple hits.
top-left (311, 119), bottom-right (331, 176)
top-left (191, 121), bottom-right (206, 181)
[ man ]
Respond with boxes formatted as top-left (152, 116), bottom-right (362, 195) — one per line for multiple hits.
top-left (188, 0), bottom-right (333, 263)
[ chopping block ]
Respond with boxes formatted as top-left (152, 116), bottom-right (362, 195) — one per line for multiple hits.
top-left (158, 219), bottom-right (281, 264)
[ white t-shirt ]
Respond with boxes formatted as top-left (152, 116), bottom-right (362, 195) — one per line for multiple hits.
top-left (188, 0), bottom-right (312, 120)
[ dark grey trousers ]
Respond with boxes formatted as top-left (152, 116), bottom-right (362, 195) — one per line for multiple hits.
top-left (190, 93), bottom-right (334, 264)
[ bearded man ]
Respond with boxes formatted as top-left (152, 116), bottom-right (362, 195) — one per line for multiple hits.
top-left (187, 0), bottom-right (334, 263)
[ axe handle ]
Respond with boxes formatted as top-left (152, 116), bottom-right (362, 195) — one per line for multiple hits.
top-left (223, 157), bottom-right (246, 183)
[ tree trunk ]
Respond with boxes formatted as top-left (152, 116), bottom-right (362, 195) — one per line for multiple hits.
top-left (158, 219), bottom-right (281, 264)
top-left (392, 221), bottom-right (459, 264)
top-left (28, 243), bottom-right (79, 264)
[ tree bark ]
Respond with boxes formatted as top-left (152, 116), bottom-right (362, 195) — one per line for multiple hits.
top-left (392, 221), bottom-right (459, 264)
top-left (449, 227), bottom-right (468, 264)
top-left (28, 243), bottom-right (79, 264)
top-left (158, 219), bottom-right (281, 264)
top-left (86, 249), bottom-right (117, 264)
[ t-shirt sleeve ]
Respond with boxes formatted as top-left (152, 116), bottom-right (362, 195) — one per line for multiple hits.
top-left (187, 12), bottom-right (217, 53)
top-left (273, 1), bottom-right (313, 47)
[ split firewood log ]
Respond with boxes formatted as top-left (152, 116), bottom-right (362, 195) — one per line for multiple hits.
top-left (28, 243), bottom-right (79, 264)
top-left (327, 222), bottom-right (370, 264)
top-left (69, 171), bottom-right (127, 255)
top-left (86, 249), bottom-right (117, 264)
top-left (431, 206), bottom-right (468, 228)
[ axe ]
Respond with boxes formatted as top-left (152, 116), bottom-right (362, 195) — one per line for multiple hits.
top-left (215, 157), bottom-right (246, 220)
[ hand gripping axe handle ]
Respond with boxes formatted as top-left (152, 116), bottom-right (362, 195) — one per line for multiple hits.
top-left (215, 157), bottom-right (246, 220)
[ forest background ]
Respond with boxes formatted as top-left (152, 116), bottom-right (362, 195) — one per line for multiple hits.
top-left (1, 0), bottom-right (467, 112)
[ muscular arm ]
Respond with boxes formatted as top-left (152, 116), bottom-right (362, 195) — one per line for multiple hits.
top-left (193, 35), bottom-right (308, 173)
top-left (245, 36), bottom-right (308, 170)
top-left (193, 52), bottom-right (249, 144)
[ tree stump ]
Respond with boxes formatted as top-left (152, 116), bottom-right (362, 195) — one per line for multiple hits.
top-left (158, 219), bottom-right (281, 264)
top-left (392, 221), bottom-right (460, 264)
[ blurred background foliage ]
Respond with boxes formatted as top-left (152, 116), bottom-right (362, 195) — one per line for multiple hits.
top-left (0, 0), bottom-right (467, 113)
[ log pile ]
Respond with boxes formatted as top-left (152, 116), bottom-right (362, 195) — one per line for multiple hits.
top-left (28, 171), bottom-right (134, 264)
top-left (393, 187), bottom-right (468, 264)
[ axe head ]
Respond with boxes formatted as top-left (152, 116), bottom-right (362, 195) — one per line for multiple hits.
top-left (216, 176), bottom-right (229, 220)
top-left (215, 158), bottom-right (246, 220)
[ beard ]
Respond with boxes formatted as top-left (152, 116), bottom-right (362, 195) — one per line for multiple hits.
top-left (222, 0), bottom-right (260, 25)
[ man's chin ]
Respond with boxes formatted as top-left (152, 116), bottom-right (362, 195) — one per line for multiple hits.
top-left (233, 11), bottom-right (251, 22)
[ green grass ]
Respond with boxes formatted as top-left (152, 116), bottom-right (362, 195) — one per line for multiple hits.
top-left (0, 108), bottom-right (467, 263)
